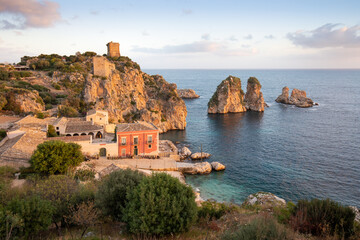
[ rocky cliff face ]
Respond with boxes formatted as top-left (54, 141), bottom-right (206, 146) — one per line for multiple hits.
top-left (83, 66), bottom-right (187, 133)
top-left (177, 89), bottom-right (200, 99)
top-left (244, 77), bottom-right (266, 112)
top-left (275, 86), bottom-right (314, 108)
top-left (14, 89), bottom-right (45, 113)
top-left (208, 76), bottom-right (246, 114)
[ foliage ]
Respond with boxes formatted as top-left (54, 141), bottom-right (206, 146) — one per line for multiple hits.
top-left (198, 200), bottom-right (235, 221)
top-left (123, 173), bottom-right (198, 236)
top-left (36, 111), bottom-right (45, 119)
top-left (96, 169), bottom-right (145, 221)
top-left (0, 129), bottom-right (7, 141)
top-left (47, 124), bottom-right (57, 137)
top-left (4, 195), bottom-right (54, 238)
top-left (247, 77), bottom-right (261, 87)
top-left (74, 169), bottom-right (95, 181)
top-left (221, 215), bottom-right (293, 240)
top-left (0, 94), bottom-right (7, 110)
top-left (30, 140), bottom-right (84, 175)
top-left (58, 105), bottom-right (79, 117)
top-left (290, 198), bottom-right (355, 239)
top-left (274, 201), bottom-right (296, 224)
top-left (0, 206), bottom-right (24, 240)
top-left (34, 175), bottom-right (78, 225)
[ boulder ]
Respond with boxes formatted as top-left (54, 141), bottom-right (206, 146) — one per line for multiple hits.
top-left (179, 162), bottom-right (212, 175)
top-left (275, 87), bottom-right (314, 108)
top-left (13, 89), bottom-right (45, 113)
top-left (349, 206), bottom-right (360, 223)
top-left (208, 75), bottom-right (246, 114)
top-left (244, 77), bottom-right (267, 112)
top-left (190, 152), bottom-right (211, 160)
top-left (180, 146), bottom-right (192, 160)
top-left (242, 192), bottom-right (286, 209)
top-left (211, 162), bottom-right (226, 171)
top-left (177, 89), bottom-right (200, 99)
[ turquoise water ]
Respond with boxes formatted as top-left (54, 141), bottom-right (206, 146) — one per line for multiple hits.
top-left (145, 69), bottom-right (360, 207)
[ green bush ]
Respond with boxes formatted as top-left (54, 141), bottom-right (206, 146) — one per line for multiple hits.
top-left (45, 103), bottom-right (53, 110)
top-left (58, 105), bottom-right (79, 117)
top-left (0, 129), bottom-right (7, 141)
top-left (221, 215), bottom-right (292, 240)
top-left (36, 112), bottom-right (45, 119)
top-left (290, 198), bottom-right (355, 239)
top-left (30, 140), bottom-right (84, 175)
top-left (274, 201), bottom-right (296, 224)
top-left (123, 173), bottom-right (198, 236)
top-left (47, 124), bottom-right (57, 137)
top-left (247, 77), bottom-right (261, 87)
top-left (4, 195), bottom-right (54, 238)
top-left (96, 169), bottom-right (145, 221)
top-left (74, 169), bottom-right (95, 181)
top-left (198, 200), bottom-right (235, 220)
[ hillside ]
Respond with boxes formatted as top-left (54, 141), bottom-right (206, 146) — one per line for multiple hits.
top-left (0, 52), bottom-right (187, 132)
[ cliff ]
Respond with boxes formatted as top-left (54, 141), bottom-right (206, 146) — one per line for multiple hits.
top-left (244, 77), bottom-right (266, 112)
top-left (84, 65), bottom-right (187, 133)
top-left (178, 89), bottom-right (200, 99)
top-left (276, 86), bottom-right (314, 108)
top-left (207, 76), bottom-right (246, 114)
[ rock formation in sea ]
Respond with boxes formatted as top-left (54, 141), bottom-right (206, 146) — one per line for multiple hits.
top-left (190, 152), bottom-right (211, 160)
top-left (207, 75), bottom-right (246, 114)
top-left (178, 162), bottom-right (212, 174)
top-left (244, 77), bottom-right (267, 112)
top-left (211, 162), bottom-right (226, 171)
top-left (177, 89), bottom-right (200, 99)
top-left (83, 61), bottom-right (187, 133)
top-left (275, 86), bottom-right (314, 108)
top-left (180, 146), bottom-right (192, 160)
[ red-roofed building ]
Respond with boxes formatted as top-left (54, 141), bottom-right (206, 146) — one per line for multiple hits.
top-left (117, 122), bottom-right (159, 157)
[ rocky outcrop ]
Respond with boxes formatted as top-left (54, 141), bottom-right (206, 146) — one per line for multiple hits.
top-left (350, 206), bottom-right (360, 223)
top-left (83, 66), bottom-right (187, 133)
top-left (178, 162), bottom-right (212, 175)
top-left (14, 89), bottom-right (45, 113)
top-left (242, 192), bottom-right (286, 209)
top-left (190, 152), bottom-right (211, 160)
top-left (211, 162), bottom-right (226, 171)
top-left (244, 77), bottom-right (266, 112)
top-left (178, 89), bottom-right (200, 99)
top-left (208, 76), bottom-right (246, 114)
top-left (276, 87), bottom-right (314, 108)
top-left (180, 146), bottom-right (192, 160)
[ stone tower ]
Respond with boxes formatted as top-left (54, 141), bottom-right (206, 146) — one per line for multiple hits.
top-left (107, 41), bottom-right (120, 58)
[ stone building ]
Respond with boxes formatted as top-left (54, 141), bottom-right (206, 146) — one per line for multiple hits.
top-left (86, 109), bottom-right (109, 126)
top-left (52, 117), bottom-right (104, 138)
top-left (93, 56), bottom-right (115, 78)
top-left (107, 41), bottom-right (120, 57)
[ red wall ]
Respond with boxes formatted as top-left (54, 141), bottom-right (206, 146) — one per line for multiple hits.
top-left (117, 130), bottom-right (158, 157)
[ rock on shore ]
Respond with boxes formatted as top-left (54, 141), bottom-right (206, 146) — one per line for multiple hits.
top-left (208, 76), bottom-right (246, 114)
top-left (350, 206), bottom-right (360, 223)
top-left (211, 162), bottom-right (226, 171)
top-left (178, 89), bottom-right (200, 99)
top-left (243, 192), bottom-right (286, 209)
top-left (180, 146), bottom-right (192, 160)
top-left (244, 77), bottom-right (267, 112)
top-left (276, 86), bottom-right (314, 108)
top-left (190, 152), bottom-right (211, 160)
top-left (177, 162), bottom-right (212, 175)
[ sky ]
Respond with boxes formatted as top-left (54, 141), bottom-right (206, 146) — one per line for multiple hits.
top-left (0, 0), bottom-right (360, 69)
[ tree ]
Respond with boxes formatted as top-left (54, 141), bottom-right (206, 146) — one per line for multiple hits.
top-left (123, 173), bottom-right (198, 236)
top-left (96, 169), bottom-right (145, 221)
top-left (30, 140), bottom-right (84, 175)
top-left (47, 124), bottom-right (57, 137)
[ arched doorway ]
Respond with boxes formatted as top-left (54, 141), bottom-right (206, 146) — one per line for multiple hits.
top-left (133, 146), bottom-right (138, 156)
top-left (95, 131), bottom-right (102, 139)
top-left (81, 133), bottom-right (87, 136)
top-left (73, 133), bottom-right (79, 136)
top-left (99, 148), bottom-right (106, 157)
top-left (66, 134), bottom-right (71, 136)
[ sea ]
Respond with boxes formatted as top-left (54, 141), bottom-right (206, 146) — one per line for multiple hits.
top-left (145, 69), bottom-right (360, 207)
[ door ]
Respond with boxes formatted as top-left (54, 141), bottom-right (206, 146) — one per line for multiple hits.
top-left (99, 148), bottom-right (107, 157)
top-left (134, 146), bottom-right (138, 156)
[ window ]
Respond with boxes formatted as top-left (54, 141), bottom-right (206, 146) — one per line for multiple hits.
top-left (90, 118), bottom-right (92, 121)
top-left (121, 149), bottom-right (126, 157)
top-left (147, 135), bottom-right (153, 144)
top-left (134, 137), bottom-right (138, 145)
top-left (56, 127), bottom-right (59, 130)
top-left (148, 144), bottom-right (152, 149)
top-left (100, 118), bottom-right (102, 120)
top-left (121, 137), bottom-right (126, 145)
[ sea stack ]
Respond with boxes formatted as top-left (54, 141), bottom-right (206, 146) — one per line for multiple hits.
top-left (275, 86), bottom-right (314, 108)
top-left (207, 75), bottom-right (246, 114)
top-left (244, 77), bottom-right (266, 112)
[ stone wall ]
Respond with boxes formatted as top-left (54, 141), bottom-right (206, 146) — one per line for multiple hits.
top-left (107, 42), bottom-right (120, 57)
top-left (93, 56), bottom-right (115, 78)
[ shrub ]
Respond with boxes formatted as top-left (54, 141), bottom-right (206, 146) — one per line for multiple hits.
top-left (74, 169), bottom-right (95, 181)
top-left (198, 200), bottom-right (235, 221)
top-left (290, 198), bottom-right (355, 239)
top-left (0, 129), bottom-right (7, 141)
top-left (58, 105), bottom-right (79, 117)
top-left (221, 215), bottom-right (293, 240)
top-left (30, 140), bottom-right (84, 175)
top-left (247, 77), bottom-right (261, 87)
top-left (96, 169), bottom-right (145, 221)
top-left (274, 201), bottom-right (296, 224)
top-left (47, 124), bottom-right (57, 137)
top-left (4, 195), bottom-right (54, 238)
top-left (45, 103), bottom-right (53, 110)
top-left (36, 112), bottom-right (45, 119)
top-left (123, 173), bottom-right (198, 236)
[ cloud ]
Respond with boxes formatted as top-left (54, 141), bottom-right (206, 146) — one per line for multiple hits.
top-left (244, 34), bottom-right (253, 40)
top-left (182, 9), bottom-right (192, 15)
top-left (228, 35), bottom-right (238, 41)
top-left (201, 33), bottom-right (210, 40)
top-left (142, 30), bottom-right (150, 36)
top-left (131, 40), bottom-right (256, 57)
top-left (90, 10), bottom-right (99, 15)
top-left (13, 30), bottom-right (23, 35)
top-left (0, 0), bottom-right (61, 29)
top-left (287, 23), bottom-right (360, 48)
top-left (265, 34), bottom-right (275, 39)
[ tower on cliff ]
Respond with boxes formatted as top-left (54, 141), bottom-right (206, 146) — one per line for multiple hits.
top-left (107, 41), bottom-right (120, 58)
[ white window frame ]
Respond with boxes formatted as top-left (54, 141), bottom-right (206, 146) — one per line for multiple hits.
top-left (147, 135), bottom-right (153, 144)
top-left (121, 137), bottom-right (126, 145)
top-left (133, 136), bottom-right (139, 145)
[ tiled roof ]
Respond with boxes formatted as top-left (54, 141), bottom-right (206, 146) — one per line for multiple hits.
top-left (65, 121), bottom-right (102, 133)
top-left (116, 121), bottom-right (158, 132)
top-left (46, 135), bottom-right (91, 142)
